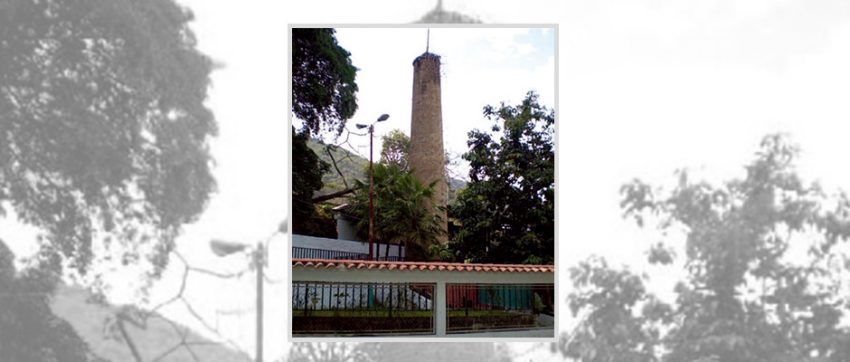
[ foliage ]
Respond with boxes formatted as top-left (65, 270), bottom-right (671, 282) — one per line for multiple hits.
top-left (290, 28), bottom-right (359, 237)
top-left (558, 256), bottom-right (669, 362)
top-left (1, 2), bottom-right (217, 360)
top-left (347, 163), bottom-right (445, 261)
top-left (623, 134), bottom-right (850, 361)
top-left (292, 127), bottom-right (331, 235)
top-left (380, 129), bottom-right (411, 171)
top-left (559, 134), bottom-right (850, 361)
top-left (293, 204), bottom-right (337, 239)
top-left (428, 243), bottom-right (453, 261)
top-left (449, 91), bottom-right (555, 264)
top-left (307, 137), bottom-right (465, 202)
top-left (354, 342), bottom-right (503, 362)
top-left (377, 129), bottom-right (465, 201)
top-left (288, 342), bottom-right (374, 362)
top-left (0, 0), bottom-right (216, 291)
top-left (291, 28), bottom-right (358, 138)
top-left (0, 240), bottom-right (105, 362)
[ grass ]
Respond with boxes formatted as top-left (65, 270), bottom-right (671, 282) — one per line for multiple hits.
top-left (292, 309), bottom-right (532, 318)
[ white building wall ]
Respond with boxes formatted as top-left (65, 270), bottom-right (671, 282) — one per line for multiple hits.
top-left (292, 234), bottom-right (404, 258)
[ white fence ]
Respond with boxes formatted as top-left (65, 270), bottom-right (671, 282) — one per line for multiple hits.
top-left (291, 261), bottom-right (554, 338)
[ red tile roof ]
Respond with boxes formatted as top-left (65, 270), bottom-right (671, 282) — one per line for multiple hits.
top-left (291, 258), bottom-right (554, 273)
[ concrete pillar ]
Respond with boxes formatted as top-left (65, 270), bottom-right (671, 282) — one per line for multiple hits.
top-left (410, 52), bottom-right (449, 247)
top-left (435, 280), bottom-right (447, 336)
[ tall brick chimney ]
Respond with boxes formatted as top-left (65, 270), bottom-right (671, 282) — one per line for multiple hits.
top-left (410, 52), bottom-right (448, 248)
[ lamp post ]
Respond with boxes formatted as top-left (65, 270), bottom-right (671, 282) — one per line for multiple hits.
top-left (209, 239), bottom-right (265, 362)
top-left (355, 114), bottom-right (389, 260)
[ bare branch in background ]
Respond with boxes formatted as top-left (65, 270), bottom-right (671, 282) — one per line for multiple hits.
top-left (112, 250), bottom-right (252, 361)
top-left (325, 145), bottom-right (350, 189)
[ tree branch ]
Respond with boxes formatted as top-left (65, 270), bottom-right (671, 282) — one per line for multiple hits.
top-left (325, 145), bottom-right (350, 189)
top-left (312, 188), bottom-right (356, 203)
top-left (116, 316), bottom-right (144, 362)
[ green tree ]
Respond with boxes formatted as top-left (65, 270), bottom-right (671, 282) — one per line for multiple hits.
top-left (449, 91), bottom-right (554, 264)
top-left (291, 28), bottom-right (359, 236)
top-left (292, 127), bottom-right (332, 236)
top-left (378, 129), bottom-right (458, 190)
top-left (291, 28), bottom-right (358, 137)
top-left (348, 164), bottom-right (445, 261)
top-left (380, 129), bottom-right (411, 171)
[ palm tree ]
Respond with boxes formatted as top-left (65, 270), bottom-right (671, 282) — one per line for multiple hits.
top-left (349, 164), bottom-right (445, 261)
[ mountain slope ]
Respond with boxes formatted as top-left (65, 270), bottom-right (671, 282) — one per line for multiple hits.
top-left (51, 285), bottom-right (250, 362)
top-left (307, 140), bottom-right (466, 203)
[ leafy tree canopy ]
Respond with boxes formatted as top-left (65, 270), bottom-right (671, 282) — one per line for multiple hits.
top-left (1, 240), bottom-right (105, 362)
top-left (449, 91), bottom-right (554, 264)
top-left (292, 127), bottom-right (331, 234)
top-left (291, 28), bottom-right (358, 138)
top-left (0, 0), bottom-right (216, 291)
top-left (291, 28), bottom-right (359, 237)
top-left (557, 256), bottom-right (670, 362)
top-left (561, 134), bottom-right (850, 361)
top-left (347, 163), bottom-right (445, 261)
top-left (380, 129), bottom-right (411, 171)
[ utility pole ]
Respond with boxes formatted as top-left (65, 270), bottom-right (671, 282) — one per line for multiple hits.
top-left (355, 114), bottom-right (390, 260)
top-left (255, 242), bottom-right (264, 362)
top-left (368, 125), bottom-right (375, 260)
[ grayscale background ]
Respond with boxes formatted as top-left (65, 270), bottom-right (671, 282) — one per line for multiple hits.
top-left (3, 0), bottom-right (850, 361)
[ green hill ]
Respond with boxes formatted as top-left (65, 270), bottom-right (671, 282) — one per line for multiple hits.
top-left (307, 140), bottom-right (466, 203)
top-left (307, 140), bottom-right (368, 199)
top-left (51, 285), bottom-right (250, 362)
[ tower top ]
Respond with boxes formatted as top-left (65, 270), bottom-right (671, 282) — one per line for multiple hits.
top-left (413, 52), bottom-right (441, 66)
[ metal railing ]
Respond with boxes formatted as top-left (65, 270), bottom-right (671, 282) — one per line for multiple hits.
top-left (446, 283), bottom-right (555, 333)
top-left (292, 246), bottom-right (405, 261)
top-left (292, 282), bottom-right (434, 335)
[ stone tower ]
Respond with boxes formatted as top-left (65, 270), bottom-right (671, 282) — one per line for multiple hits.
top-left (410, 52), bottom-right (448, 246)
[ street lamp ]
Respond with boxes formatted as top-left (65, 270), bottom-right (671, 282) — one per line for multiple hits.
top-left (209, 239), bottom-right (265, 362)
top-left (355, 113), bottom-right (389, 260)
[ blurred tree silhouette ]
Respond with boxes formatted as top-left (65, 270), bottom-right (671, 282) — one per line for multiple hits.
top-left (557, 256), bottom-right (668, 362)
top-left (1, 0), bottom-right (216, 281)
top-left (288, 342), bottom-right (373, 362)
top-left (1, 240), bottom-right (106, 361)
top-left (1, 0), bottom-right (217, 359)
top-left (560, 134), bottom-right (850, 361)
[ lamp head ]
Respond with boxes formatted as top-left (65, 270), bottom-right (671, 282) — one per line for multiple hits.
top-left (278, 218), bottom-right (288, 234)
top-left (355, 124), bottom-right (368, 129)
top-left (210, 239), bottom-right (249, 257)
top-left (377, 114), bottom-right (389, 122)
